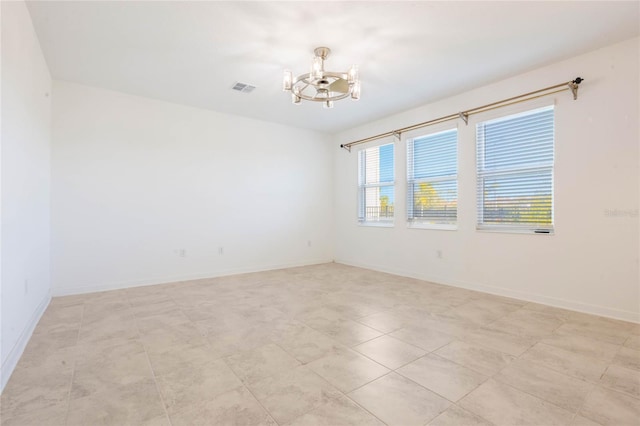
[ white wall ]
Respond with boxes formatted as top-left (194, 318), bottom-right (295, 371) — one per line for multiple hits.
top-left (51, 81), bottom-right (333, 295)
top-left (334, 38), bottom-right (639, 322)
top-left (1, 1), bottom-right (52, 390)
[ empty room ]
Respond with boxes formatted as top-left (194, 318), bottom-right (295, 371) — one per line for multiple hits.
top-left (1, 1), bottom-right (639, 425)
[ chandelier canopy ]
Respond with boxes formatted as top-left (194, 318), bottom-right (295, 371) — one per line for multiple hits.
top-left (283, 47), bottom-right (361, 109)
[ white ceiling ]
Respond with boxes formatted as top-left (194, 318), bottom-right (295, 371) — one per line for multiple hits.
top-left (26, 1), bottom-right (639, 133)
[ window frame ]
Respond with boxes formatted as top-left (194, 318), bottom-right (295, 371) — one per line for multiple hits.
top-left (357, 142), bottom-right (395, 227)
top-left (475, 104), bottom-right (555, 234)
top-left (406, 126), bottom-right (458, 230)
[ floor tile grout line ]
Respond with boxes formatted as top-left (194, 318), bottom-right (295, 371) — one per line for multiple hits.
top-left (409, 340), bottom-right (512, 379)
top-left (350, 339), bottom-right (426, 373)
top-left (219, 355), bottom-right (281, 425)
top-left (343, 369), bottom-right (397, 395)
top-left (515, 342), bottom-right (607, 380)
top-left (480, 302), bottom-right (570, 338)
top-left (223, 340), bottom-right (302, 383)
top-left (532, 337), bottom-right (622, 365)
top-left (349, 332), bottom-right (386, 347)
top-left (308, 328), bottom-right (393, 372)
top-left (353, 333), bottom-right (428, 360)
top-left (381, 368), bottom-right (462, 404)
top-left (491, 374), bottom-right (589, 418)
top-left (219, 330), bottom-right (389, 426)
top-left (568, 379), bottom-right (598, 425)
top-left (294, 317), bottom-right (380, 352)
top-left (340, 392), bottom-right (391, 426)
top-left (595, 382), bottom-right (640, 401)
top-left (437, 402), bottom-right (496, 426)
top-left (449, 324), bottom-right (539, 357)
top-left (367, 346), bottom-right (512, 409)
top-left (142, 345), bottom-right (174, 426)
top-left (304, 367), bottom-right (391, 426)
top-left (390, 331), bottom-right (457, 356)
top-left (351, 318), bottom-right (402, 335)
top-left (512, 346), bottom-right (609, 386)
top-left (345, 369), bottom-right (449, 425)
top-left (128, 293), bottom-right (174, 426)
top-left (598, 368), bottom-right (640, 401)
top-left (63, 302), bottom-right (86, 425)
top-left (240, 383), bottom-right (280, 426)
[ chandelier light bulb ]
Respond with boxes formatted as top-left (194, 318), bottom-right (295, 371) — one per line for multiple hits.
top-left (351, 80), bottom-right (361, 101)
top-left (292, 86), bottom-right (301, 104)
top-left (283, 70), bottom-right (293, 91)
top-left (348, 65), bottom-right (359, 84)
top-left (311, 56), bottom-right (323, 80)
top-left (324, 100), bottom-right (334, 109)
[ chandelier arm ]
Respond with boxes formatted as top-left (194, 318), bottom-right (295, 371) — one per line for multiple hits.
top-left (293, 73), bottom-right (350, 85)
top-left (298, 92), bottom-right (351, 102)
top-left (298, 82), bottom-right (311, 92)
top-left (293, 73), bottom-right (312, 85)
top-left (320, 71), bottom-right (350, 81)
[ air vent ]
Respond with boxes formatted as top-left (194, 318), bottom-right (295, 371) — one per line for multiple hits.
top-left (231, 82), bottom-right (256, 94)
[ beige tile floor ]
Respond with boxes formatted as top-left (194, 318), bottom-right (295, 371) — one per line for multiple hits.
top-left (1, 263), bottom-right (639, 425)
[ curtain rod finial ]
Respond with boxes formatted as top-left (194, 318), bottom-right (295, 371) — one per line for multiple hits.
top-left (569, 77), bottom-right (583, 100)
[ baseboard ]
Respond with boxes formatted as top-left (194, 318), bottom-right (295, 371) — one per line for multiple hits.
top-left (336, 259), bottom-right (640, 324)
top-left (52, 258), bottom-right (334, 297)
top-left (0, 292), bottom-right (51, 393)
top-left (48, 255), bottom-right (639, 323)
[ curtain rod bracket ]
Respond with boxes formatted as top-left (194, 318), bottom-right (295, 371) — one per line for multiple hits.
top-left (569, 77), bottom-right (583, 100)
top-left (392, 131), bottom-right (402, 141)
top-left (458, 112), bottom-right (469, 125)
top-left (340, 144), bottom-right (351, 152)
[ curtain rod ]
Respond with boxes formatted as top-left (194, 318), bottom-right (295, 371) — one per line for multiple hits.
top-left (340, 77), bottom-right (583, 152)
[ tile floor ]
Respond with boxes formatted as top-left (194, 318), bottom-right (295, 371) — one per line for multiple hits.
top-left (1, 263), bottom-right (639, 425)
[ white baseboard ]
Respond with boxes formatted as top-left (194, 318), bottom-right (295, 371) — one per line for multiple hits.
top-left (52, 258), bottom-right (334, 297)
top-left (336, 259), bottom-right (640, 324)
top-left (1, 292), bottom-right (51, 393)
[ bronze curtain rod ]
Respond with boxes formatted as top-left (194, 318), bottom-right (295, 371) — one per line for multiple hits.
top-left (340, 77), bottom-right (583, 152)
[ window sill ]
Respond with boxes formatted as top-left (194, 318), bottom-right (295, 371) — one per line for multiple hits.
top-left (358, 221), bottom-right (394, 228)
top-left (476, 226), bottom-right (554, 235)
top-left (408, 223), bottom-right (457, 231)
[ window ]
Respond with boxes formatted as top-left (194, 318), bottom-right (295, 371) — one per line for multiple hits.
top-left (358, 143), bottom-right (394, 224)
top-left (407, 129), bottom-right (458, 227)
top-left (476, 105), bottom-right (554, 232)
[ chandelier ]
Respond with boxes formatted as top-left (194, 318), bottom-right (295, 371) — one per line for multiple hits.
top-left (283, 47), bottom-right (361, 108)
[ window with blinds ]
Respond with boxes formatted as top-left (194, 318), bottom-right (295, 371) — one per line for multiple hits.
top-left (407, 129), bottom-right (458, 226)
top-left (476, 105), bottom-right (554, 232)
top-left (358, 143), bottom-right (395, 224)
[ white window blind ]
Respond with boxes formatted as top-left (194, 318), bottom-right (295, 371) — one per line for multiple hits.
top-left (476, 105), bottom-right (554, 232)
top-left (407, 129), bottom-right (458, 226)
top-left (358, 143), bottom-right (394, 223)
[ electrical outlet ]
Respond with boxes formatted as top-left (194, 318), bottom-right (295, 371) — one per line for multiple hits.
top-left (179, 249), bottom-right (186, 257)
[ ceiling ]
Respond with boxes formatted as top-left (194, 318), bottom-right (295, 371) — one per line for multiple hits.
top-left (26, 1), bottom-right (639, 133)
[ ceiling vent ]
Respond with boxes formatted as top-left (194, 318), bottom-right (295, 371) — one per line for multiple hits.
top-left (231, 82), bottom-right (256, 94)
